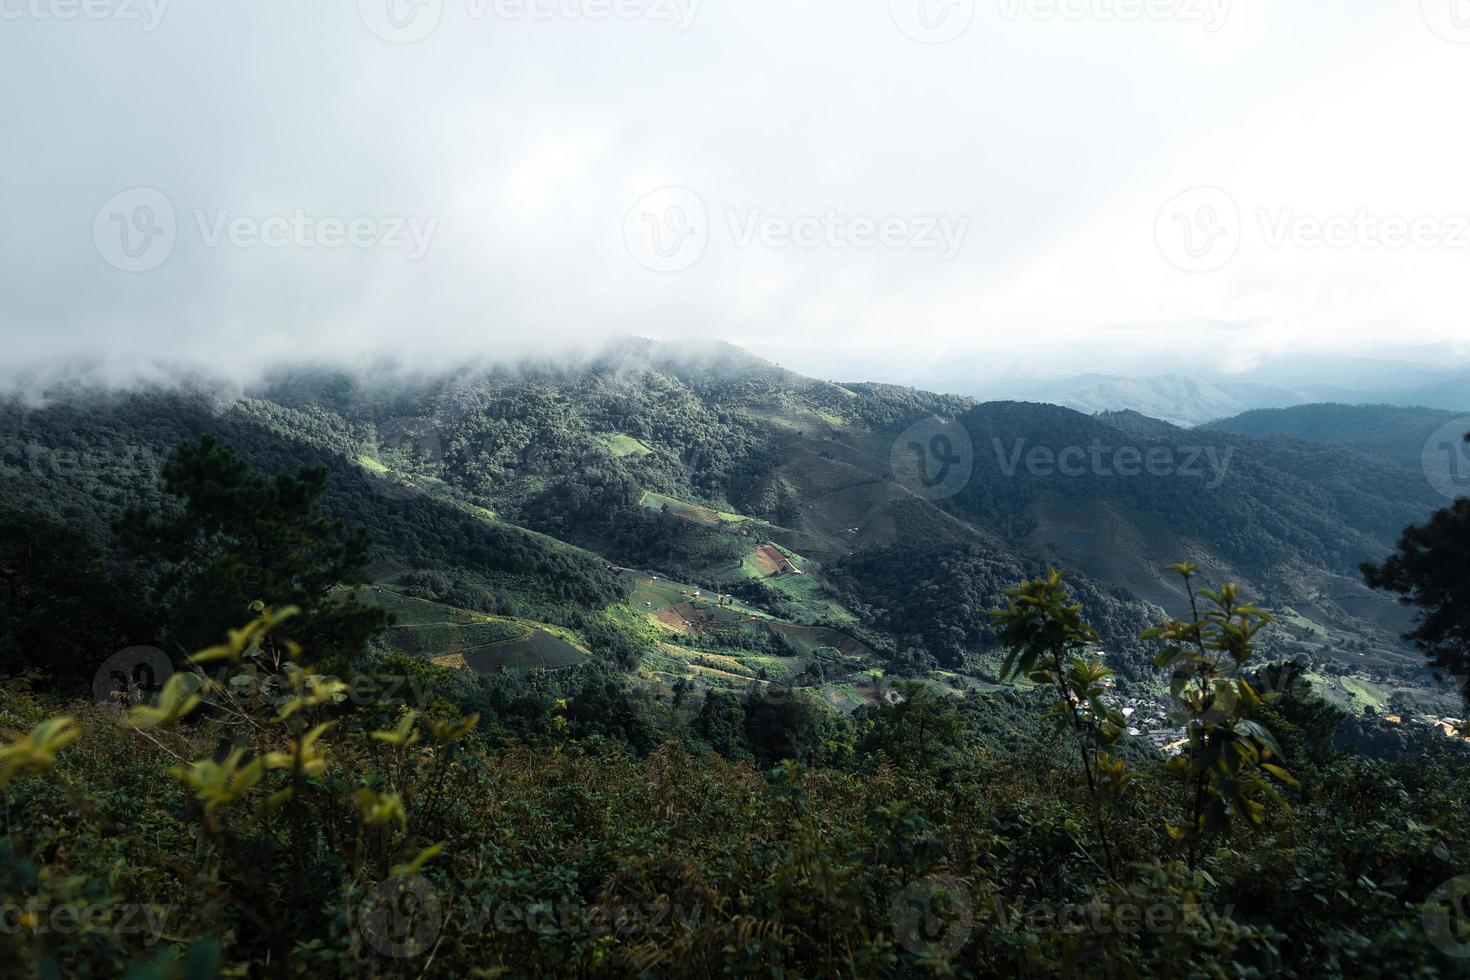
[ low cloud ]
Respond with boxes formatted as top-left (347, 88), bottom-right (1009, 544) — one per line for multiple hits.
top-left (3, 2), bottom-right (1469, 389)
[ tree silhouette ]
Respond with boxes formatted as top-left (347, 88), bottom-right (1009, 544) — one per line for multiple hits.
top-left (118, 436), bottom-right (388, 666)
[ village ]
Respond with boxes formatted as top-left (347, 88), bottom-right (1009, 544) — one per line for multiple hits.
top-left (1102, 691), bottom-right (1190, 756)
top-left (1099, 687), bottom-right (1469, 757)
top-left (1383, 712), bottom-right (1467, 740)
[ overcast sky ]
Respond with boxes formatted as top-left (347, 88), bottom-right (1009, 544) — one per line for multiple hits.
top-left (3, 1), bottom-right (1470, 386)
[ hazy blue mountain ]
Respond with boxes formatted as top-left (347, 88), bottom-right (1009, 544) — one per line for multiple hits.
top-left (1019, 375), bottom-right (1305, 426)
top-left (930, 357), bottom-right (1469, 427)
top-left (1204, 403), bottom-right (1468, 466)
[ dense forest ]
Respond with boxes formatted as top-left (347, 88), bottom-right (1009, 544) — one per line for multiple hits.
top-left (0, 344), bottom-right (1467, 976)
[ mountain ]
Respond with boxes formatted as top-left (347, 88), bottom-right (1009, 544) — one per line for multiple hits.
top-left (0, 339), bottom-right (1454, 705)
top-left (1015, 375), bottom-right (1305, 426)
top-left (7, 340), bottom-right (1470, 977)
top-left (931, 356), bottom-right (1470, 427)
top-left (1204, 403), bottom-right (1469, 466)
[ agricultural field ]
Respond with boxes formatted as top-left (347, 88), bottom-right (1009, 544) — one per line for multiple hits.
top-left (356, 454), bottom-right (390, 475)
top-left (638, 490), bottom-right (753, 528)
top-left (694, 539), bottom-right (859, 626)
top-left (380, 620), bottom-right (528, 657)
top-left (626, 569), bottom-right (754, 609)
top-left (760, 552), bottom-right (857, 623)
top-left (771, 623), bottom-right (874, 659)
top-left (601, 433), bottom-right (652, 457)
top-left (455, 628), bottom-right (588, 673)
top-left (352, 586), bottom-right (589, 673)
top-left (1301, 669), bottom-right (1461, 719)
top-left (620, 567), bottom-right (894, 711)
top-left (750, 543), bottom-right (800, 576)
top-left (350, 587), bottom-right (484, 626)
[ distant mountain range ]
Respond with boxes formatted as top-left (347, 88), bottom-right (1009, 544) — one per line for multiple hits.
top-left (920, 356), bottom-right (1470, 426)
top-left (1203, 403), bottom-right (1470, 465)
top-left (1003, 375), bottom-right (1302, 427)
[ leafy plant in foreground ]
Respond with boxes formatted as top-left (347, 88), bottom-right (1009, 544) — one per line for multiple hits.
top-left (123, 604), bottom-right (473, 972)
top-left (1145, 562), bottom-right (1295, 868)
top-left (992, 569), bottom-right (1134, 878)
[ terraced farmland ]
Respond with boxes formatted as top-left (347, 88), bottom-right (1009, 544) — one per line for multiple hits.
top-left (354, 587), bottom-right (588, 672)
top-left (638, 490), bottom-right (752, 528)
top-left (458, 629), bottom-right (587, 673)
top-left (618, 566), bottom-right (883, 708)
top-left (771, 623), bottom-right (874, 659)
top-left (381, 620), bottom-right (528, 657)
top-left (351, 588), bottom-right (483, 626)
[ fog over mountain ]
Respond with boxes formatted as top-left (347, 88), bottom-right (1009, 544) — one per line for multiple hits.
top-left (10, 1), bottom-right (1470, 975)
top-left (7, 2), bottom-right (1470, 383)
top-left (927, 356), bottom-right (1470, 426)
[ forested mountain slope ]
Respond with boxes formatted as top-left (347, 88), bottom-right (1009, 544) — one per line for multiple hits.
top-left (0, 340), bottom-right (1453, 694)
top-left (5, 342), bottom-right (1469, 977)
top-left (1205, 403), bottom-right (1467, 465)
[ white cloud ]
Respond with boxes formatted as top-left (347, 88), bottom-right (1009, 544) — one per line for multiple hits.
top-left (1, 0), bottom-right (1467, 384)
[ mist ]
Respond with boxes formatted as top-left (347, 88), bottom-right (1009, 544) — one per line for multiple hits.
top-left (4, 1), bottom-right (1470, 388)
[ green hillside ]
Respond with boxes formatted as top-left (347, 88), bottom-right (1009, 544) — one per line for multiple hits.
top-left (2, 342), bottom-right (1468, 977)
top-left (0, 341), bottom-right (1455, 709)
top-left (1205, 403), bottom-right (1465, 465)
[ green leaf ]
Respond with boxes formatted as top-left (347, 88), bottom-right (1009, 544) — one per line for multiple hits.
top-left (1261, 763), bottom-right (1298, 787)
top-left (391, 842), bottom-right (444, 877)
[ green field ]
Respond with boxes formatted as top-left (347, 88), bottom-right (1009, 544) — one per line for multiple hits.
top-left (380, 620), bottom-right (529, 657)
top-left (353, 586), bottom-right (587, 672)
top-left (626, 572), bottom-right (765, 619)
top-left (1297, 670), bottom-right (1453, 716)
top-left (351, 588), bottom-right (486, 626)
top-left (772, 623), bottom-right (873, 658)
top-left (638, 490), bottom-right (752, 528)
top-left (459, 629), bottom-right (587, 672)
top-left (762, 552), bottom-right (856, 623)
top-left (618, 568), bottom-right (886, 709)
top-left (602, 433), bottom-right (652, 457)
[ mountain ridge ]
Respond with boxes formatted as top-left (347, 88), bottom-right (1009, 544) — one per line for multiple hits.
top-left (0, 338), bottom-right (1457, 708)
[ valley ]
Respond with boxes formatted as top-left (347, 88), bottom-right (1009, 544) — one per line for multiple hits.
top-left (0, 340), bottom-right (1461, 728)
top-left (3, 341), bottom-right (1467, 977)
